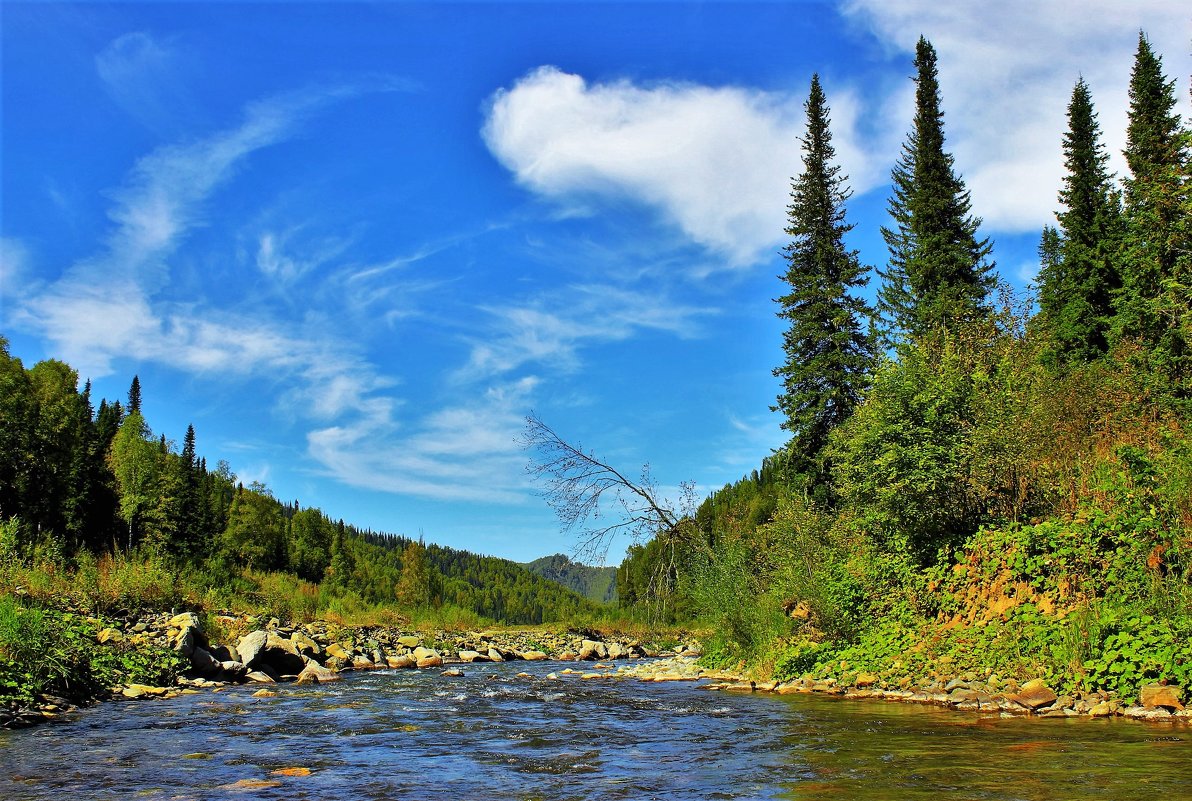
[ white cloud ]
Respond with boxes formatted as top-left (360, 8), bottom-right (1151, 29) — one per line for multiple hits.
top-left (483, 66), bottom-right (883, 268)
top-left (844, 0), bottom-right (1192, 232)
top-left (457, 283), bottom-right (716, 381)
top-left (306, 378), bottom-right (537, 504)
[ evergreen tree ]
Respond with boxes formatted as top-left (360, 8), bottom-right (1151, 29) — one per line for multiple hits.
top-left (127, 375), bottom-right (142, 415)
top-left (773, 74), bottom-right (876, 481)
top-left (174, 423), bottom-right (205, 557)
top-left (1117, 32), bottom-right (1189, 369)
top-left (1039, 78), bottom-right (1123, 363)
top-left (879, 37), bottom-right (994, 340)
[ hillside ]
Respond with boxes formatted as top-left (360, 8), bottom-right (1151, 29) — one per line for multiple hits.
top-left (523, 554), bottom-right (618, 604)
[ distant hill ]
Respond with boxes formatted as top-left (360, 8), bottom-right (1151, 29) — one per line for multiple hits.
top-left (523, 554), bottom-right (618, 604)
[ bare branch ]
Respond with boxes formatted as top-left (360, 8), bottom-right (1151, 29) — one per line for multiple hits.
top-left (520, 412), bottom-right (699, 564)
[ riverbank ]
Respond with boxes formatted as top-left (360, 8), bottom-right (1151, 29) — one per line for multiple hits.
top-left (614, 656), bottom-right (1191, 724)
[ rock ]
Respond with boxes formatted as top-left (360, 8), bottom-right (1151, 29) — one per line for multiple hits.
top-left (606, 643), bottom-right (626, 660)
top-left (168, 612), bottom-right (202, 632)
top-left (122, 684), bottom-right (168, 699)
top-left (1139, 684), bottom-right (1184, 711)
top-left (558, 651), bottom-right (577, 661)
top-left (237, 631), bottom-right (269, 667)
top-left (387, 654), bottom-right (417, 669)
top-left (1008, 679), bottom-right (1058, 711)
top-left (245, 671), bottom-right (276, 684)
top-left (412, 646), bottom-right (439, 662)
top-left (290, 631), bottom-right (322, 658)
top-left (458, 650), bottom-right (486, 663)
top-left (96, 627), bottom-right (123, 644)
top-left (521, 650), bottom-right (549, 661)
top-left (398, 635), bottom-right (422, 648)
top-left (296, 661), bottom-right (339, 685)
top-left (252, 689), bottom-right (277, 698)
top-left (855, 673), bottom-right (879, 688)
top-left (487, 648), bottom-right (505, 663)
top-left (579, 640), bottom-right (607, 660)
top-left (220, 661), bottom-right (249, 682)
top-left (547, 672), bottom-right (560, 680)
top-left (441, 668), bottom-right (464, 677)
top-left (189, 646), bottom-right (224, 677)
top-left (1089, 702), bottom-right (1115, 717)
top-left (325, 643), bottom-right (351, 661)
top-left (208, 644), bottom-right (240, 663)
top-left (416, 654), bottom-right (443, 669)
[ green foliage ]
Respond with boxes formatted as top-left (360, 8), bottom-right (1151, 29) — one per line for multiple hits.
top-left (0, 595), bottom-right (185, 710)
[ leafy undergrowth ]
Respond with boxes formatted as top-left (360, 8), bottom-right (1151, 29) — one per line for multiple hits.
top-left (0, 594), bottom-right (186, 712)
top-left (704, 512), bottom-right (1191, 706)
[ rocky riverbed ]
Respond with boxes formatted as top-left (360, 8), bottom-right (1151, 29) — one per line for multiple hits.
top-left (1, 609), bottom-right (700, 727)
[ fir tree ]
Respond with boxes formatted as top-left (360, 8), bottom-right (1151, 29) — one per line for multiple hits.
top-left (879, 37), bottom-right (993, 340)
top-left (1040, 78), bottom-right (1122, 363)
top-left (1117, 32), bottom-right (1188, 362)
top-left (773, 74), bottom-right (876, 481)
top-left (127, 375), bottom-right (142, 415)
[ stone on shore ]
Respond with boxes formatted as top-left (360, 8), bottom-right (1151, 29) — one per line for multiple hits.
top-left (458, 650), bottom-right (486, 663)
top-left (388, 654), bottom-right (417, 669)
top-left (521, 650), bottom-right (548, 661)
top-left (1139, 684), bottom-right (1184, 711)
top-left (296, 661), bottom-right (339, 685)
top-left (1008, 678), bottom-right (1058, 711)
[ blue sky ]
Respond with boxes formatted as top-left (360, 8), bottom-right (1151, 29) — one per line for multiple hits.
top-left (3, 2), bottom-right (1189, 563)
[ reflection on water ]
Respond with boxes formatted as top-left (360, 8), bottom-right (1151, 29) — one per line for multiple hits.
top-left (0, 662), bottom-right (1186, 800)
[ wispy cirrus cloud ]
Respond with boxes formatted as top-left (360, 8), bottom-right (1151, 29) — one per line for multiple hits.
top-left (458, 283), bottom-right (716, 381)
top-left (483, 66), bottom-right (884, 269)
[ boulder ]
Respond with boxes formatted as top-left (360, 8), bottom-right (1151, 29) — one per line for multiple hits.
top-left (189, 646), bottom-right (223, 677)
top-left (606, 643), bottom-right (626, 660)
top-left (220, 661), bottom-right (249, 682)
top-left (416, 654), bottom-right (443, 669)
top-left (521, 650), bottom-right (549, 661)
top-left (458, 650), bottom-right (486, 663)
top-left (236, 631), bottom-right (269, 667)
top-left (325, 643), bottom-right (351, 661)
top-left (296, 661), bottom-right (339, 685)
top-left (1008, 679), bottom-right (1058, 711)
top-left (487, 648), bottom-right (505, 663)
top-left (398, 635), bottom-right (422, 648)
top-left (236, 630), bottom-right (306, 676)
top-left (245, 670), bottom-right (276, 684)
top-left (412, 647), bottom-right (440, 662)
top-left (1140, 684), bottom-right (1184, 711)
top-left (208, 644), bottom-right (241, 664)
top-left (579, 640), bottom-right (607, 660)
top-left (387, 654), bottom-right (416, 669)
top-left (441, 668), bottom-right (464, 677)
top-left (290, 632), bottom-right (322, 658)
top-left (168, 612), bottom-right (202, 632)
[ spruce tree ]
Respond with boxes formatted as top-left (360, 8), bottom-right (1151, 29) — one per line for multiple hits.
top-left (127, 375), bottom-right (142, 415)
top-left (879, 37), bottom-right (993, 340)
top-left (1040, 78), bottom-right (1122, 364)
top-left (1118, 32), bottom-right (1188, 363)
top-left (773, 74), bottom-right (875, 480)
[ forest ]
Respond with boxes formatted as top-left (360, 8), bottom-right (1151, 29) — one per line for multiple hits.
top-left (612, 33), bottom-right (1191, 703)
top-left (0, 353), bottom-right (602, 628)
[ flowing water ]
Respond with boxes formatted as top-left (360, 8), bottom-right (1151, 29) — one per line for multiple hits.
top-left (1, 662), bottom-right (1187, 800)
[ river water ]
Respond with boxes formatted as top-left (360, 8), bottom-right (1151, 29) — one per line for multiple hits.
top-left (1, 662), bottom-right (1187, 800)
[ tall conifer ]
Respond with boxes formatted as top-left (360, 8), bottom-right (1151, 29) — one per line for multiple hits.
top-left (1118, 32), bottom-right (1188, 365)
top-left (879, 37), bottom-right (993, 340)
top-left (773, 74), bottom-right (875, 479)
top-left (1040, 78), bottom-right (1123, 363)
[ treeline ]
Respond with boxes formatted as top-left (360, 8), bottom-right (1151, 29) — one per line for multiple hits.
top-left (0, 346), bottom-right (599, 625)
top-left (619, 33), bottom-right (1190, 698)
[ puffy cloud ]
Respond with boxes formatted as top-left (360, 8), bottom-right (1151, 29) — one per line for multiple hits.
top-left (483, 66), bottom-right (882, 267)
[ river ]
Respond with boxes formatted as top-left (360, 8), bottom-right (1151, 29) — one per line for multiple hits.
top-left (1, 661), bottom-right (1187, 800)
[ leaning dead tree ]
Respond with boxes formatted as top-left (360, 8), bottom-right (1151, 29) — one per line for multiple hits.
top-left (520, 412), bottom-right (705, 615)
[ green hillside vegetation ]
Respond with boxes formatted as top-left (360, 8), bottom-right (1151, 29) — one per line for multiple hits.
top-left (524, 554), bottom-right (618, 604)
top-left (0, 345), bottom-right (602, 632)
top-left (618, 35), bottom-right (1191, 705)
